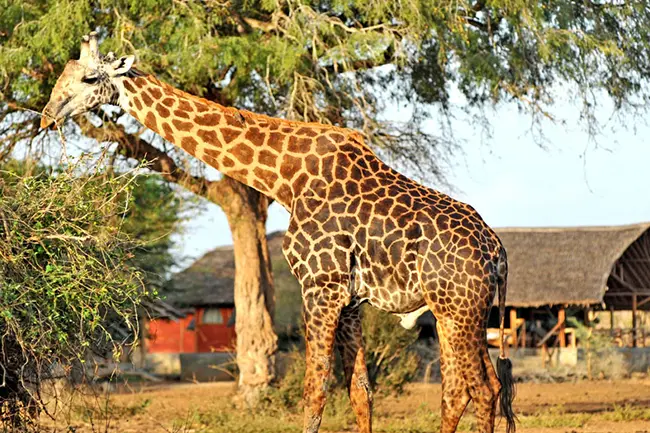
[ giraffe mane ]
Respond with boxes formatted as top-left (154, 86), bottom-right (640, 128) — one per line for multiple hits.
top-left (134, 72), bottom-right (360, 138)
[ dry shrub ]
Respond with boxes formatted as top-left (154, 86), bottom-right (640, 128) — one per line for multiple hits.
top-left (0, 159), bottom-right (149, 428)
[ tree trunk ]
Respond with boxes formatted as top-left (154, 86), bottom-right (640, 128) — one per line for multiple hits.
top-left (221, 177), bottom-right (277, 405)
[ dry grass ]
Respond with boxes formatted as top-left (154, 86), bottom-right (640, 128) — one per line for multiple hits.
top-left (24, 377), bottom-right (650, 433)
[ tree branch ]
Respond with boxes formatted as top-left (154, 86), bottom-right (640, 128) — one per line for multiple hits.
top-left (76, 116), bottom-right (229, 207)
top-left (241, 16), bottom-right (279, 33)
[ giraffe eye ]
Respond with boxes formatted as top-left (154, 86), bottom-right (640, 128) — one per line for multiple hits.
top-left (82, 75), bottom-right (99, 84)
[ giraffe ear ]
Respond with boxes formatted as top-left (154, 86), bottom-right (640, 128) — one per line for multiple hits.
top-left (108, 55), bottom-right (135, 76)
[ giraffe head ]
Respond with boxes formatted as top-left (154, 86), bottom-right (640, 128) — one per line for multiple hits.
top-left (41, 32), bottom-right (135, 129)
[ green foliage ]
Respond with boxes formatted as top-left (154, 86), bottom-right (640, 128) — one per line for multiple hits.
top-left (261, 351), bottom-right (306, 412)
top-left (361, 305), bottom-right (420, 396)
top-left (0, 158), bottom-right (149, 422)
top-left (121, 175), bottom-right (183, 289)
top-left (2, 0), bottom-right (649, 176)
top-left (196, 408), bottom-right (301, 433)
top-left (602, 404), bottom-right (650, 422)
top-left (518, 405), bottom-right (591, 429)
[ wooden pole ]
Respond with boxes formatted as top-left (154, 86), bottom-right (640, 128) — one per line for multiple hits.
top-left (558, 307), bottom-right (566, 348)
top-left (510, 309), bottom-right (518, 350)
top-left (610, 305), bottom-right (615, 335)
top-left (632, 294), bottom-right (638, 348)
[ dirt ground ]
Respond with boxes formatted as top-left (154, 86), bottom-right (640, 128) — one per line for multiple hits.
top-left (42, 378), bottom-right (650, 433)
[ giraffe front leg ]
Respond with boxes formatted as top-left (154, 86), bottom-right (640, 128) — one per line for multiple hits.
top-left (336, 305), bottom-right (372, 433)
top-left (302, 290), bottom-right (345, 433)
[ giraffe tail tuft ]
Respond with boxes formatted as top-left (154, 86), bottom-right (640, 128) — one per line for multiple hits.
top-left (497, 247), bottom-right (516, 433)
top-left (497, 357), bottom-right (516, 433)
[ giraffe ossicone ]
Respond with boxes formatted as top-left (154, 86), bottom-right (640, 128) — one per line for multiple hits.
top-left (41, 34), bottom-right (516, 433)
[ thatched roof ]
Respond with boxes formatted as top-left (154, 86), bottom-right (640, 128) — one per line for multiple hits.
top-left (141, 299), bottom-right (189, 320)
top-left (496, 223), bottom-right (650, 308)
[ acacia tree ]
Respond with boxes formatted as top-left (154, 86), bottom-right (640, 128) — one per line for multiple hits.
top-left (2, 0), bottom-right (649, 403)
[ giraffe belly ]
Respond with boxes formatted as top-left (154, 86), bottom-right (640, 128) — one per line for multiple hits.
top-left (352, 269), bottom-right (425, 314)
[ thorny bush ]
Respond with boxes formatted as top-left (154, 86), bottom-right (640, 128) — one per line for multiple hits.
top-left (0, 158), bottom-right (149, 427)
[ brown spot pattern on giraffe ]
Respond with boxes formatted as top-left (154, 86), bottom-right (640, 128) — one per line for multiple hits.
top-left (123, 80), bottom-right (137, 93)
top-left (181, 136), bottom-right (198, 155)
top-left (231, 143), bottom-right (254, 165)
top-left (196, 113), bottom-right (220, 126)
top-left (197, 129), bottom-right (218, 145)
top-left (161, 122), bottom-right (174, 141)
top-left (221, 128), bottom-right (241, 143)
top-left (244, 127), bottom-right (266, 145)
top-left (132, 97), bottom-right (143, 111)
top-left (144, 112), bottom-right (157, 130)
top-left (174, 110), bottom-right (190, 119)
top-left (156, 103), bottom-right (170, 118)
top-left (172, 119), bottom-right (193, 131)
top-left (148, 87), bottom-right (163, 99)
top-left (141, 92), bottom-right (153, 106)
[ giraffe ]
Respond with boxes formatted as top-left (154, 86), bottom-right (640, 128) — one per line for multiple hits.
top-left (41, 33), bottom-right (516, 433)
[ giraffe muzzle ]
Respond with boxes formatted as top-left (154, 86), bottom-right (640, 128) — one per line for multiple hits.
top-left (40, 111), bottom-right (56, 130)
top-left (40, 99), bottom-right (69, 130)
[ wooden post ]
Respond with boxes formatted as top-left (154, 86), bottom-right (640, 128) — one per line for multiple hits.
top-left (558, 307), bottom-right (566, 348)
top-left (510, 309), bottom-right (518, 350)
top-left (610, 305), bottom-right (615, 336)
top-left (521, 317), bottom-right (527, 348)
top-left (632, 294), bottom-right (638, 348)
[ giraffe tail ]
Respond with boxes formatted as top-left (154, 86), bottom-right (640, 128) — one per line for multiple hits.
top-left (496, 247), bottom-right (516, 433)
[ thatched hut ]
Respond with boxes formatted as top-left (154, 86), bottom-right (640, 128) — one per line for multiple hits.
top-left (144, 246), bottom-right (238, 355)
top-left (493, 222), bottom-right (650, 349)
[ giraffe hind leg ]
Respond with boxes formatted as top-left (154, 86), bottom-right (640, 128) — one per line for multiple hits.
top-left (482, 347), bottom-right (502, 406)
top-left (437, 316), bottom-right (498, 433)
top-left (458, 336), bottom-right (498, 433)
top-left (336, 305), bottom-right (372, 433)
top-left (436, 319), bottom-right (471, 433)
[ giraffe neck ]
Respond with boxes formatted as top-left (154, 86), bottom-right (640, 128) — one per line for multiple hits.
top-left (117, 74), bottom-right (355, 209)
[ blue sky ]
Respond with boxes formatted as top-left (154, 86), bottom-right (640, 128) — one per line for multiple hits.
top-left (170, 89), bottom-right (650, 270)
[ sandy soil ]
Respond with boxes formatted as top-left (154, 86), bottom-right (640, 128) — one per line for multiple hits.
top-left (376, 380), bottom-right (650, 416)
top-left (40, 378), bottom-right (650, 433)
